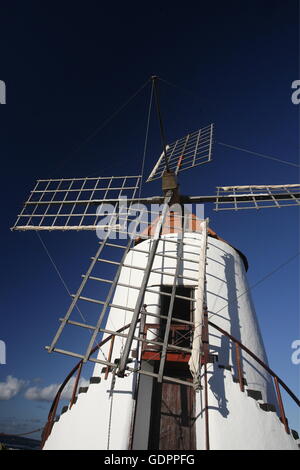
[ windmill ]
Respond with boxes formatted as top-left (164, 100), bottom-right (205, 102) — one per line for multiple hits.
top-left (12, 76), bottom-right (300, 450)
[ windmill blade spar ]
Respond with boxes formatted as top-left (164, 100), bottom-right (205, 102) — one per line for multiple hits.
top-left (214, 184), bottom-right (300, 211)
top-left (12, 176), bottom-right (300, 232)
top-left (180, 184), bottom-right (300, 210)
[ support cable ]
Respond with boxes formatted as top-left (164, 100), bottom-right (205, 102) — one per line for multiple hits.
top-left (35, 231), bottom-right (108, 361)
top-left (152, 76), bottom-right (170, 171)
top-left (219, 142), bottom-right (300, 168)
top-left (53, 78), bottom-right (150, 176)
top-left (138, 79), bottom-right (154, 199)
top-left (209, 251), bottom-right (300, 320)
top-left (0, 428), bottom-right (44, 437)
top-left (35, 231), bottom-right (87, 324)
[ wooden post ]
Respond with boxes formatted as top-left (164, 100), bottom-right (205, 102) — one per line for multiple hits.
top-left (274, 376), bottom-right (290, 434)
top-left (70, 361), bottom-right (83, 408)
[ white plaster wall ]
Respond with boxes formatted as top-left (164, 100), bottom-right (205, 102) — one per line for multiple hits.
top-left (196, 367), bottom-right (298, 450)
top-left (44, 373), bottom-right (136, 450)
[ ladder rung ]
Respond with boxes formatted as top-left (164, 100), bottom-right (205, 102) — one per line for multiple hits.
top-left (120, 262), bottom-right (199, 282)
top-left (105, 242), bottom-right (128, 249)
top-left (82, 275), bottom-right (196, 302)
top-left (131, 247), bottom-right (199, 264)
top-left (92, 257), bottom-right (120, 265)
top-left (72, 295), bottom-right (135, 313)
top-left (73, 295), bottom-right (105, 305)
top-left (81, 275), bottom-right (113, 284)
top-left (58, 319), bottom-right (192, 354)
top-left (46, 346), bottom-right (195, 387)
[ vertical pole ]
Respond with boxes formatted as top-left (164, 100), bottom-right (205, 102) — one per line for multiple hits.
top-left (70, 361), bottom-right (83, 408)
top-left (139, 305), bottom-right (147, 357)
top-left (274, 376), bottom-right (290, 434)
top-left (105, 335), bottom-right (115, 380)
top-left (203, 304), bottom-right (210, 450)
top-left (188, 218), bottom-right (209, 386)
top-left (151, 76), bottom-right (170, 172)
top-left (202, 306), bottom-right (209, 363)
top-left (204, 361), bottom-right (210, 450)
top-left (235, 343), bottom-right (244, 392)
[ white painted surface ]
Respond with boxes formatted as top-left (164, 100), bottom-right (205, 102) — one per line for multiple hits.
top-left (196, 367), bottom-right (298, 450)
top-left (44, 232), bottom-right (298, 450)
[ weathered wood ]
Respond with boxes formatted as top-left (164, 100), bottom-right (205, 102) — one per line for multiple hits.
top-left (159, 381), bottom-right (196, 450)
top-left (148, 365), bottom-right (196, 450)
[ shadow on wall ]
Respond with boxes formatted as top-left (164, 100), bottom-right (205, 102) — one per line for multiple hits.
top-left (207, 252), bottom-right (241, 419)
top-left (223, 252), bottom-right (278, 407)
top-left (208, 251), bottom-right (278, 415)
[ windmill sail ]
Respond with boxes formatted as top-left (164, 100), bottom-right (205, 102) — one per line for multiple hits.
top-left (11, 175), bottom-right (141, 231)
top-left (147, 124), bottom-right (214, 181)
top-left (214, 184), bottom-right (300, 211)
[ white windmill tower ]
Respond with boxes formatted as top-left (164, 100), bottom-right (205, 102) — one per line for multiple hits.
top-left (12, 77), bottom-right (300, 450)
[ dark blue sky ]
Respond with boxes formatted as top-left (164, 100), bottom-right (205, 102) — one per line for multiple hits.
top-left (0, 1), bottom-right (299, 438)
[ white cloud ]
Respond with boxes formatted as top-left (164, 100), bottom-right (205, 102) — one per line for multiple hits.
top-left (24, 377), bottom-right (89, 402)
top-left (0, 375), bottom-right (26, 400)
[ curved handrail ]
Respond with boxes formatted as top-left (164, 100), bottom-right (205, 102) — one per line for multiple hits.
top-left (41, 321), bottom-right (137, 448)
top-left (208, 319), bottom-right (299, 437)
top-left (208, 320), bottom-right (300, 407)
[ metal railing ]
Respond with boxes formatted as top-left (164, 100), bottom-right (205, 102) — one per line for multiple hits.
top-left (208, 320), bottom-right (300, 435)
top-left (142, 323), bottom-right (192, 354)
